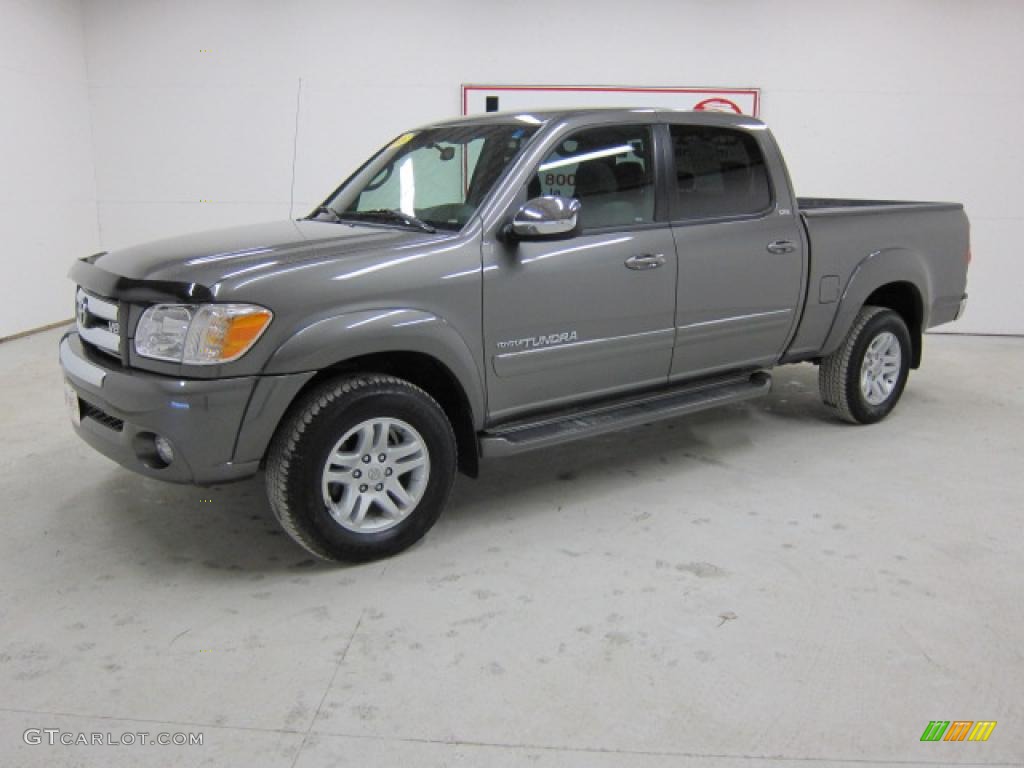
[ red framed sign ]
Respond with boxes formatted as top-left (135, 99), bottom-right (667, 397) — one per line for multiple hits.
top-left (462, 84), bottom-right (760, 118)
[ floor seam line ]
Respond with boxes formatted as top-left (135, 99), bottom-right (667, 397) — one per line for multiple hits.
top-left (290, 610), bottom-right (365, 768)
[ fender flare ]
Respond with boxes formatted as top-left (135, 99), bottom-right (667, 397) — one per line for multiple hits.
top-left (820, 247), bottom-right (931, 359)
top-left (263, 308), bottom-right (486, 428)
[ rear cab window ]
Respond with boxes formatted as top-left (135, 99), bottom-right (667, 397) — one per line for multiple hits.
top-left (669, 124), bottom-right (773, 220)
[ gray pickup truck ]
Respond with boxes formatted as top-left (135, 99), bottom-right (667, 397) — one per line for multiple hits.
top-left (60, 108), bottom-right (970, 561)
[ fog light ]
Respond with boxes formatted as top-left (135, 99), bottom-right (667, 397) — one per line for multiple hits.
top-left (154, 435), bottom-right (175, 465)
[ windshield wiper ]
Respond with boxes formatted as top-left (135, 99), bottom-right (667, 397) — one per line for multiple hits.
top-left (336, 209), bottom-right (437, 233)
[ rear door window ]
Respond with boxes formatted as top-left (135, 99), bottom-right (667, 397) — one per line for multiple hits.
top-left (669, 125), bottom-right (772, 220)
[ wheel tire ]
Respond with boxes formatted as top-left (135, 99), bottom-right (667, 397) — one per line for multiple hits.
top-left (265, 374), bottom-right (457, 562)
top-left (819, 305), bottom-right (912, 425)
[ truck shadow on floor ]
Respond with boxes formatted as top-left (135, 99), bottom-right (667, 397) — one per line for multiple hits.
top-left (445, 363), bottom-right (835, 519)
top-left (95, 364), bottom-right (836, 575)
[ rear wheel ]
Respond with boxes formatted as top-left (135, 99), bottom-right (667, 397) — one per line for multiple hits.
top-left (266, 375), bottom-right (457, 562)
top-left (819, 306), bottom-right (911, 424)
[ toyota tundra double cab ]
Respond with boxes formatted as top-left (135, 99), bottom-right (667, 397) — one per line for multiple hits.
top-left (60, 109), bottom-right (970, 561)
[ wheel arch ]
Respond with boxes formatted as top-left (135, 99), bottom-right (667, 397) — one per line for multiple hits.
top-left (862, 281), bottom-right (924, 368)
top-left (299, 351), bottom-right (480, 477)
top-left (821, 248), bottom-right (931, 369)
top-left (261, 309), bottom-right (484, 477)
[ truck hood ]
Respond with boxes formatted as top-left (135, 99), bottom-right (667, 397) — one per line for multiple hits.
top-left (91, 219), bottom-right (431, 286)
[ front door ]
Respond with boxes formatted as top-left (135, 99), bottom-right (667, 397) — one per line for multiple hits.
top-left (667, 122), bottom-right (804, 380)
top-left (482, 123), bottom-right (677, 422)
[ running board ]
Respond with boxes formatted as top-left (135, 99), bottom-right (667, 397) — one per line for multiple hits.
top-left (479, 371), bottom-right (772, 458)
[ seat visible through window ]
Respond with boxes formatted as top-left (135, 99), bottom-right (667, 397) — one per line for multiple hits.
top-left (670, 124), bottom-right (772, 219)
top-left (530, 125), bottom-right (655, 230)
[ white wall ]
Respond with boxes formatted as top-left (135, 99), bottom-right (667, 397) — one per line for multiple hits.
top-left (10, 0), bottom-right (1020, 336)
top-left (0, 0), bottom-right (98, 338)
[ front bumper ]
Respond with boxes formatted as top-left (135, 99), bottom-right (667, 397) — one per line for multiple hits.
top-left (60, 332), bottom-right (265, 485)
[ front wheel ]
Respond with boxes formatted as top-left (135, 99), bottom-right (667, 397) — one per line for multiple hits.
top-left (819, 306), bottom-right (911, 424)
top-left (265, 375), bottom-right (457, 562)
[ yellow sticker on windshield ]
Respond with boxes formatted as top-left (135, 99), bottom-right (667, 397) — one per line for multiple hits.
top-left (390, 132), bottom-right (416, 149)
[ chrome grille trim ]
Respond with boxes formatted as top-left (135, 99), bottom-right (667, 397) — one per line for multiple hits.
top-left (79, 289), bottom-right (118, 321)
top-left (76, 288), bottom-right (121, 357)
top-left (79, 323), bottom-right (120, 352)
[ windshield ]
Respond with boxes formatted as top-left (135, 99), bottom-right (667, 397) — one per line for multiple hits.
top-left (314, 123), bottom-right (539, 232)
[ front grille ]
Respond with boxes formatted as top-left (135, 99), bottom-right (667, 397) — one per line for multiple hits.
top-left (75, 288), bottom-right (121, 359)
top-left (79, 398), bottom-right (125, 432)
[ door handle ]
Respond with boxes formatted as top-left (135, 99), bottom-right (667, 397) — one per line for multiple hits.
top-left (625, 253), bottom-right (666, 270)
top-left (766, 240), bottom-right (796, 254)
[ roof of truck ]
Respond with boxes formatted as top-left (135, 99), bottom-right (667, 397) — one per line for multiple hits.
top-left (426, 107), bottom-right (766, 130)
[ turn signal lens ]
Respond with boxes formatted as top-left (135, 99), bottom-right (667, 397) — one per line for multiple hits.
top-left (222, 311), bottom-right (273, 360)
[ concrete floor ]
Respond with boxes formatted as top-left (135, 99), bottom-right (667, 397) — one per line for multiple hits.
top-left (0, 328), bottom-right (1022, 767)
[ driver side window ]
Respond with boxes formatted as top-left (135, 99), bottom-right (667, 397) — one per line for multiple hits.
top-left (529, 125), bottom-right (655, 230)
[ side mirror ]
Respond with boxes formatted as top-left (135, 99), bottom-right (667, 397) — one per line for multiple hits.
top-left (505, 196), bottom-right (581, 242)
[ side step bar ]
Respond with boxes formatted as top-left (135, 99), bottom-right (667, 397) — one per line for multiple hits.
top-left (479, 371), bottom-right (772, 458)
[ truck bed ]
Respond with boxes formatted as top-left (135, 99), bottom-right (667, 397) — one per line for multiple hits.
top-left (781, 198), bottom-right (969, 363)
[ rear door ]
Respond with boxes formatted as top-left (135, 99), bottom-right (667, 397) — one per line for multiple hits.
top-left (667, 122), bottom-right (804, 380)
top-left (481, 122), bottom-right (677, 421)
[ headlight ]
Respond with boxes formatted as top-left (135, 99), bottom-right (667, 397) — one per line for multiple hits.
top-left (135, 304), bottom-right (273, 364)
